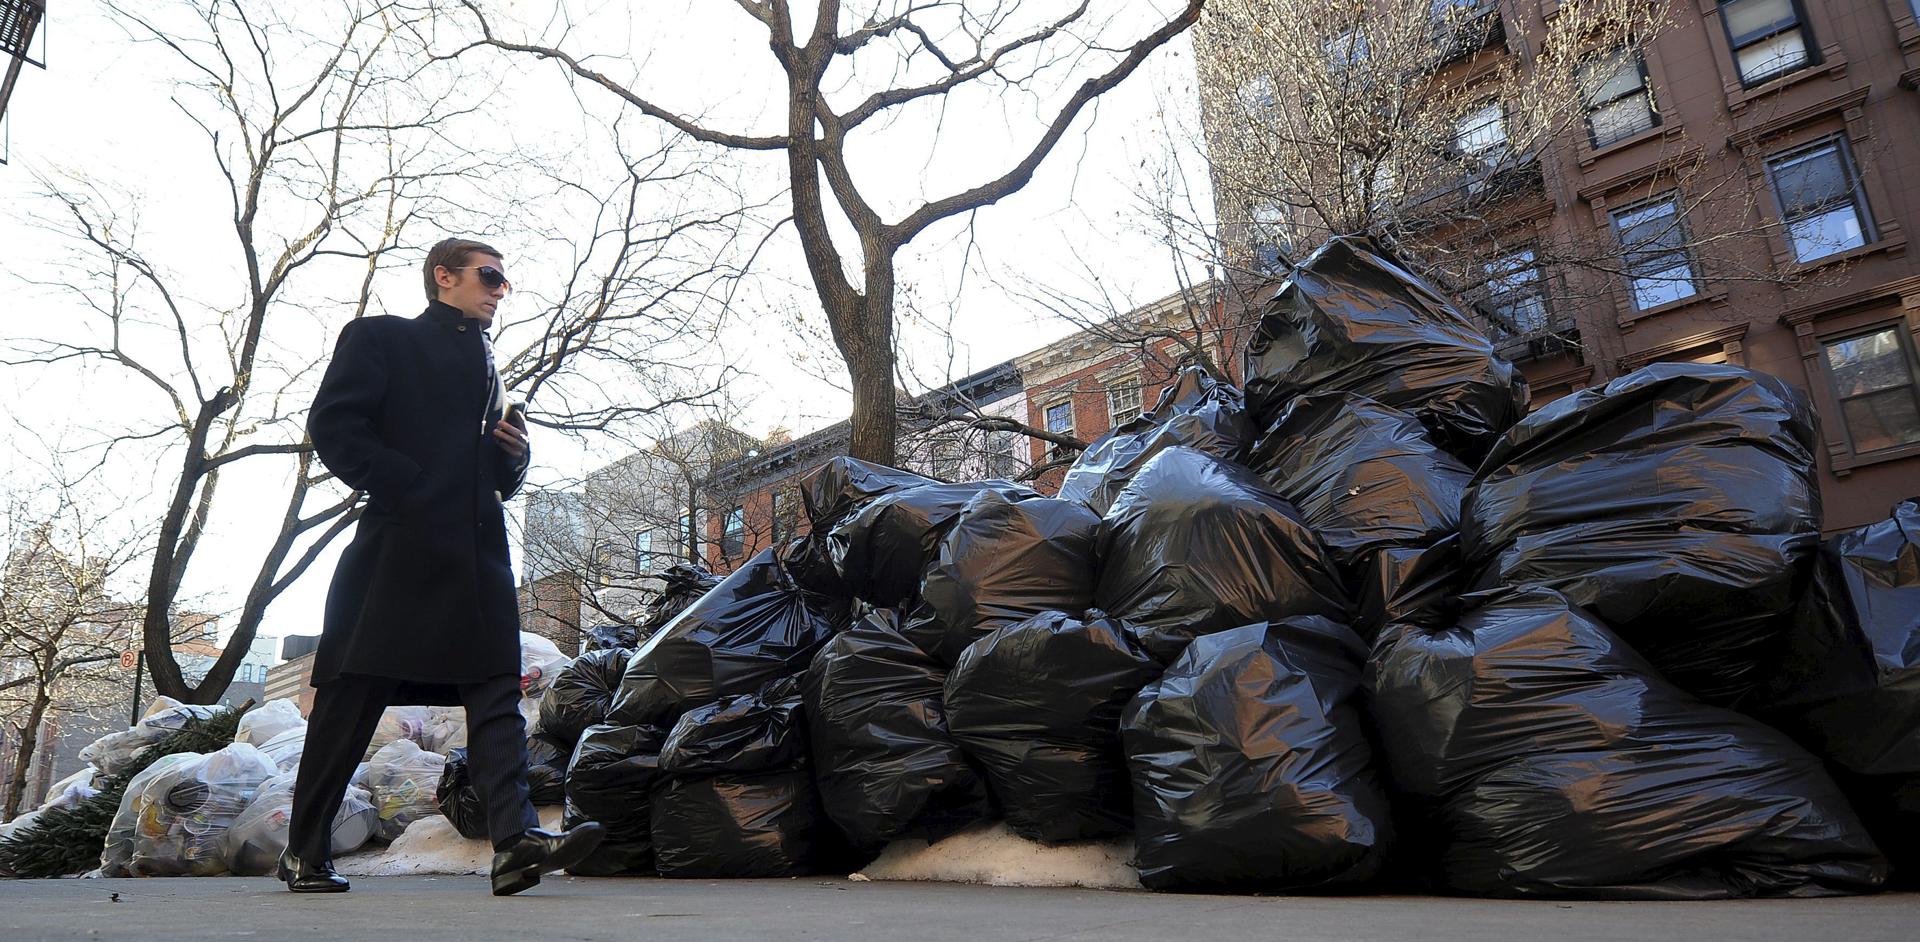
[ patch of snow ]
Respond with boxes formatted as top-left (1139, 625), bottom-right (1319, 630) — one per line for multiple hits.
top-left (856, 821), bottom-right (1142, 890)
top-left (336, 806), bottom-right (563, 877)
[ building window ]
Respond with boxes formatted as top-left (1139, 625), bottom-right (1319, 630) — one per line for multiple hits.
top-left (722, 506), bottom-right (745, 558)
top-left (677, 512), bottom-right (693, 559)
top-left (770, 489), bottom-right (797, 544)
top-left (634, 531), bottom-right (654, 572)
top-left (1107, 380), bottom-right (1143, 427)
top-left (1719, 0), bottom-right (1816, 86)
top-left (1453, 100), bottom-right (1507, 160)
top-left (1580, 48), bottom-right (1659, 148)
top-left (930, 438), bottom-right (965, 481)
top-left (1482, 249), bottom-right (1551, 336)
top-left (1822, 326), bottom-right (1920, 455)
top-left (1044, 401), bottom-right (1075, 437)
top-left (1610, 193), bottom-right (1699, 311)
top-left (985, 430), bottom-right (1021, 479)
top-left (1766, 136), bottom-right (1873, 264)
top-left (1250, 202), bottom-right (1288, 274)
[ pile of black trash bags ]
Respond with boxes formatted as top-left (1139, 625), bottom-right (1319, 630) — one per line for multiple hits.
top-left (513, 236), bottom-right (1916, 899)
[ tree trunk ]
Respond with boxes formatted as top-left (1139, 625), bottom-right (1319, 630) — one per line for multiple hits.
top-left (3, 686), bottom-right (52, 821)
top-left (843, 287), bottom-right (898, 465)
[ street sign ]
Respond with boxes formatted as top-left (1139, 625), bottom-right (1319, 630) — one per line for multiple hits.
top-left (120, 650), bottom-right (137, 670)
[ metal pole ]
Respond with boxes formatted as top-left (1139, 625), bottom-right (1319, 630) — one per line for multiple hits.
top-left (129, 650), bottom-right (144, 727)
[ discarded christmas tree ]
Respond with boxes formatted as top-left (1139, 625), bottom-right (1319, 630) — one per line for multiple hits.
top-left (0, 704), bottom-right (248, 878)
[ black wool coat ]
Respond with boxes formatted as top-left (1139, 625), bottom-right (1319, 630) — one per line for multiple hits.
top-left (308, 300), bottom-right (530, 703)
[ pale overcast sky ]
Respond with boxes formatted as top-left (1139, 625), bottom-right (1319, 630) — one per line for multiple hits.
top-left (0, 1), bottom-right (1209, 649)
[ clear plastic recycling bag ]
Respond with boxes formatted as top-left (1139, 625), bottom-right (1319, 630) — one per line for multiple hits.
top-left (100, 743), bottom-right (279, 877)
top-left (225, 772), bottom-right (376, 876)
top-left (364, 739), bottom-right (447, 842)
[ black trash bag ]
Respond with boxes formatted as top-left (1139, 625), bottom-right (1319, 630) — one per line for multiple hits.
top-left (584, 624), bottom-right (639, 651)
top-left (637, 564), bottom-right (723, 642)
top-left (525, 731), bottom-right (570, 806)
top-left (1364, 587), bottom-right (1887, 899)
top-left (649, 771), bottom-right (843, 878)
top-left (1059, 367), bottom-right (1256, 517)
top-left (658, 678), bottom-right (806, 775)
top-left (1242, 236), bottom-right (1528, 463)
top-left (1249, 392), bottom-right (1472, 638)
top-left (1123, 617), bottom-right (1392, 893)
top-left (801, 456), bottom-right (938, 533)
top-left (1094, 446), bottom-right (1350, 637)
top-left (778, 533), bottom-right (850, 601)
top-left (607, 549), bottom-right (838, 729)
top-left (539, 647), bottom-right (633, 749)
top-left (434, 748), bottom-right (488, 841)
top-left (907, 491), bottom-right (1103, 666)
top-left (785, 458), bottom-right (936, 600)
top-left (562, 723), bottom-right (667, 876)
top-left (803, 611), bottom-right (989, 848)
top-left (943, 610), bottom-right (1164, 843)
top-left (829, 480), bottom-right (1039, 607)
top-left (437, 731), bottom-right (573, 840)
top-left (1461, 362), bottom-right (1822, 707)
top-left (1763, 497), bottom-right (1920, 880)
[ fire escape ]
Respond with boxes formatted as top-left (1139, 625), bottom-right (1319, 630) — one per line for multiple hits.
top-left (1, 0), bottom-right (46, 165)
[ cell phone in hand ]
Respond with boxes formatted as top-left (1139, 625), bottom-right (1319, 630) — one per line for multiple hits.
top-left (505, 402), bottom-right (527, 429)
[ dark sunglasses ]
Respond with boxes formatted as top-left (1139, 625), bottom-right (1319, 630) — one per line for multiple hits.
top-left (444, 265), bottom-right (512, 293)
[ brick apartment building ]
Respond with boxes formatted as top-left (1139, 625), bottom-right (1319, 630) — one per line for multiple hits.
top-left (1200, 0), bottom-right (1920, 532)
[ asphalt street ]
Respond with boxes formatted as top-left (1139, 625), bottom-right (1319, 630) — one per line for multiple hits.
top-left (1, 877), bottom-right (1916, 942)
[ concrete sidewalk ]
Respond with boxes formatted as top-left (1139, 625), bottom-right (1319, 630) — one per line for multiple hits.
top-left (2, 877), bottom-right (1916, 942)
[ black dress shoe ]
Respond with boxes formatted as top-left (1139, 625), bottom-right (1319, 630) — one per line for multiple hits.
top-left (277, 851), bottom-right (350, 893)
top-left (489, 822), bottom-right (606, 896)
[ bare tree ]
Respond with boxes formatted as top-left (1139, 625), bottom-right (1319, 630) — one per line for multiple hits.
top-left (4, 0), bottom-right (746, 702)
top-left (0, 484), bottom-right (146, 820)
top-left (456, 0), bottom-right (1205, 466)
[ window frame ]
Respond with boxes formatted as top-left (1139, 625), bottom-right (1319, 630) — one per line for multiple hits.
top-left (721, 505), bottom-right (745, 559)
top-left (1481, 247), bottom-right (1552, 337)
top-left (1817, 323), bottom-right (1920, 458)
top-left (985, 429), bottom-right (1021, 479)
top-left (1043, 400), bottom-right (1075, 437)
top-left (1452, 98), bottom-right (1508, 161)
top-left (770, 489), bottom-right (795, 545)
top-left (1107, 379), bottom-right (1144, 427)
top-left (634, 530), bottom-right (654, 573)
top-left (1609, 192), bottom-right (1702, 312)
top-left (1764, 134), bottom-right (1875, 264)
top-left (1249, 202), bottom-right (1289, 274)
top-left (1718, 0), bottom-right (1819, 87)
top-left (1581, 48), bottom-right (1660, 149)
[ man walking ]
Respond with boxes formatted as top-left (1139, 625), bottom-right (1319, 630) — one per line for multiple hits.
top-left (289, 238), bottom-right (602, 895)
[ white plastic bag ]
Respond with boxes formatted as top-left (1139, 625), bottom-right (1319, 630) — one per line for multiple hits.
top-left (257, 727), bottom-right (308, 773)
top-left (422, 706), bottom-right (468, 755)
top-left (79, 702), bottom-right (222, 775)
top-left (236, 700), bottom-right (306, 747)
top-left (520, 632), bottom-right (571, 698)
top-left (363, 706), bottom-right (434, 761)
top-left (364, 740), bottom-right (446, 842)
top-left (99, 743), bottom-right (279, 877)
top-left (41, 767), bottom-right (99, 812)
top-left (225, 772), bottom-right (377, 876)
